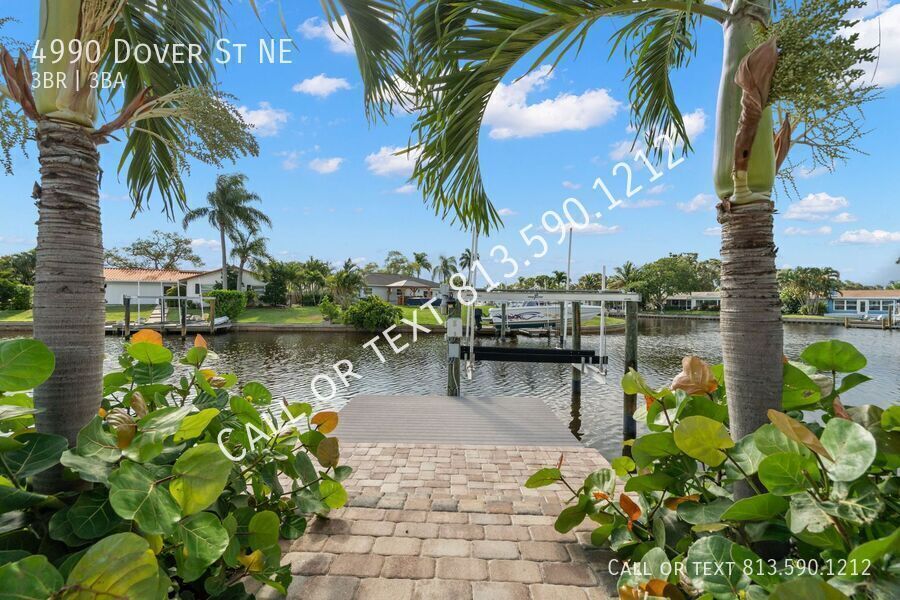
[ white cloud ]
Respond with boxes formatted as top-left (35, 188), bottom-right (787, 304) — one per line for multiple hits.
top-left (609, 140), bottom-right (641, 161)
top-left (609, 108), bottom-right (705, 161)
top-left (365, 146), bottom-right (419, 177)
top-left (393, 184), bottom-right (416, 194)
top-left (784, 225), bottom-right (832, 236)
top-left (309, 157), bottom-right (344, 174)
top-left (704, 226), bottom-right (722, 237)
top-left (677, 193), bottom-right (716, 213)
top-left (0, 235), bottom-right (27, 244)
top-left (298, 15), bottom-right (354, 55)
top-left (497, 208), bottom-right (518, 217)
top-left (847, 4), bottom-right (900, 87)
top-left (832, 212), bottom-right (858, 223)
top-left (100, 191), bottom-right (128, 202)
top-left (573, 223), bottom-right (621, 235)
top-left (647, 184), bottom-right (670, 195)
top-left (784, 192), bottom-right (849, 221)
top-left (620, 199), bottom-right (663, 209)
top-left (797, 165), bottom-right (828, 179)
top-left (292, 73), bottom-right (351, 97)
top-left (237, 102), bottom-right (289, 137)
top-left (484, 65), bottom-right (621, 139)
top-left (838, 229), bottom-right (900, 244)
top-left (191, 238), bottom-right (221, 250)
top-left (849, 0), bottom-right (888, 19)
top-left (681, 108), bottom-right (707, 140)
top-left (277, 150), bottom-right (302, 171)
top-left (562, 180), bottom-right (581, 190)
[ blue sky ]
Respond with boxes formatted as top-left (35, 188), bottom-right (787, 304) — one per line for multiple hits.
top-left (2, 1), bottom-right (899, 285)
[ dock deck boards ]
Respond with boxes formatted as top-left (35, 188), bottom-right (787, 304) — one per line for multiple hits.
top-left (338, 394), bottom-right (583, 447)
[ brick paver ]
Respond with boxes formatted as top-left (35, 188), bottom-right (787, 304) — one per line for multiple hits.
top-left (281, 443), bottom-right (616, 599)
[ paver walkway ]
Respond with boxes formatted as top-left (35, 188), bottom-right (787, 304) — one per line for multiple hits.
top-left (258, 442), bottom-right (619, 600)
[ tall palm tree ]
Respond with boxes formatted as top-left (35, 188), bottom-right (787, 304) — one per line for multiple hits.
top-left (412, 252), bottom-right (432, 279)
top-left (459, 248), bottom-right (478, 272)
top-left (229, 229), bottom-right (270, 290)
top-left (406, 0), bottom-right (875, 452)
top-left (0, 2), bottom-right (405, 485)
top-left (183, 174), bottom-right (271, 290)
top-left (432, 254), bottom-right (458, 283)
top-left (330, 258), bottom-right (365, 308)
top-left (610, 261), bottom-right (641, 290)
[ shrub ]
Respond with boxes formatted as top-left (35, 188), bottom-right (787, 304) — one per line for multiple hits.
top-left (528, 340), bottom-right (899, 599)
top-left (342, 295), bottom-right (401, 331)
top-left (0, 277), bottom-right (30, 309)
top-left (245, 288), bottom-right (259, 307)
top-left (799, 300), bottom-right (827, 316)
top-left (780, 290), bottom-right (803, 314)
top-left (319, 296), bottom-right (341, 322)
top-left (207, 289), bottom-right (248, 320)
top-left (0, 332), bottom-right (351, 598)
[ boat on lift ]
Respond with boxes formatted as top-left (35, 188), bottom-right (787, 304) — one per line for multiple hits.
top-left (487, 301), bottom-right (602, 330)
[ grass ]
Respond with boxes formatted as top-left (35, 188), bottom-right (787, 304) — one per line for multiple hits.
top-left (0, 305), bottom-right (156, 322)
top-left (654, 309), bottom-right (837, 320)
top-left (237, 307), bottom-right (324, 324)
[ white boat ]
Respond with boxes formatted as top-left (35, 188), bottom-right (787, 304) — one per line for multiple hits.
top-left (487, 302), bottom-right (602, 329)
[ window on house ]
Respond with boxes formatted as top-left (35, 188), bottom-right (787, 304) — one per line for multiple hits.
top-left (194, 284), bottom-right (200, 294)
top-left (834, 300), bottom-right (858, 311)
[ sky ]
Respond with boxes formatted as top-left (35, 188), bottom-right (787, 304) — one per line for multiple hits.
top-left (1, 1), bottom-right (899, 286)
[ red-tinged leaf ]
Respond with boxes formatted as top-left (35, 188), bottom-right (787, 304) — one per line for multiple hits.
top-left (664, 494), bottom-right (700, 511)
top-left (194, 334), bottom-right (208, 348)
top-left (833, 398), bottom-right (851, 420)
top-left (311, 411), bottom-right (339, 434)
top-left (619, 494), bottom-right (641, 531)
top-left (132, 329), bottom-right (163, 346)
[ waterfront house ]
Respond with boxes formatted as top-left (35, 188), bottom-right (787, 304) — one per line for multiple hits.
top-left (104, 267), bottom-right (265, 305)
top-left (826, 289), bottom-right (900, 318)
top-left (664, 291), bottom-right (722, 311)
top-left (361, 272), bottom-right (440, 306)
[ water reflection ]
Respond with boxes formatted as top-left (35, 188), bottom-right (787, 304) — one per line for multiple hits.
top-left (94, 319), bottom-right (899, 460)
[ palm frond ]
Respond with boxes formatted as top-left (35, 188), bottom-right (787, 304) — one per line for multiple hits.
top-left (408, 0), bottom-right (724, 233)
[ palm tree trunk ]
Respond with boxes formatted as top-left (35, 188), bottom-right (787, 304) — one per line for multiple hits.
top-left (219, 225), bottom-right (228, 290)
top-left (237, 259), bottom-right (244, 291)
top-left (32, 121), bottom-right (104, 491)
top-left (715, 3), bottom-right (781, 461)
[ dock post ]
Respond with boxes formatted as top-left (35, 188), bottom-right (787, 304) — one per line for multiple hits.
top-left (571, 302), bottom-right (582, 398)
top-left (159, 298), bottom-right (166, 334)
top-left (559, 301), bottom-right (566, 346)
top-left (180, 300), bottom-right (187, 339)
top-left (500, 303), bottom-right (508, 341)
top-left (123, 297), bottom-right (131, 337)
top-left (446, 302), bottom-right (462, 396)
top-left (623, 301), bottom-right (639, 456)
top-left (208, 298), bottom-right (217, 335)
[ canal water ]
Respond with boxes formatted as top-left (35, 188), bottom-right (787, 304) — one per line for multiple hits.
top-left (97, 319), bottom-right (898, 460)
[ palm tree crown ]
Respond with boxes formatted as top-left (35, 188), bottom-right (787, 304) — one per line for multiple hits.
top-left (229, 230), bottom-right (270, 290)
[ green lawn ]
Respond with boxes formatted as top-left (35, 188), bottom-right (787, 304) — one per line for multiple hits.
top-left (0, 305), bottom-right (157, 322)
top-left (237, 307), bottom-right (324, 324)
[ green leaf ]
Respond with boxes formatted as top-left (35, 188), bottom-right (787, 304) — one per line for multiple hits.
top-left (820, 480), bottom-right (883, 525)
top-left (800, 340), bottom-right (866, 373)
top-left (720, 494), bottom-right (788, 522)
top-left (283, 401), bottom-right (312, 421)
top-left (175, 512), bottom-right (229, 582)
top-left (294, 452), bottom-right (319, 493)
top-left (66, 533), bottom-right (160, 598)
top-left (0, 484), bottom-right (49, 512)
top-left (124, 406), bottom-right (194, 463)
top-left (171, 443), bottom-right (233, 515)
top-left (127, 342), bottom-right (173, 365)
top-left (59, 450), bottom-right (114, 484)
top-left (76, 416), bottom-right (121, 463)
top-left (787, 493), bottom-right (831, 534)
top-left (108, 460), bottom-right (182, 536)
top-left (583, 469), bottom-right (616, 497)
top-left (782, 362), bottom-right (821, 410)
top-left (315, 437), bottom-right (340, 469)
top-left (753, 424), bottom-right (810, 457)
top-left (725, 433), bottom-right (765, 478)
top-left (555, 504), bottom-right (588, 533)
top-left (173, 408), bottom-right (220, 443)
top-left (759, 452), bottom-right (818, 496)
top-left (0, 338), bottom-right (55, 392)
top-left (281, 514), bottom-right (307, 540)
top-left (49, 507), bottom-right (88, 547)
top-left (181, 346), bottom-right (208, 367)
top-left (834, 372), bottom-right (871, 396)
top-left (590, 523), bottom-right (616, 546)
top-left (319, 479), bottom-right (348, 509)
top-left (624, 473), bottom-right (673, 493)
top-left (632, 432), bottom-right (680, 468)
top-left (0, 555), bottom-right (63, 599)
top-left (820, 418), bottom-right (876, 482)
top-left (333, 465), bottom-right (353, 482)
top-left (882, 406), bottom-right (900, 432)
top-left (525, 468), bottom-right (561, 488)
top-left (674, 415), bottom-right (734, 467)
top-left (242, 382), bottom-right (272, 405)
top-left (769, 576), bottom-right (848, 599)
top-left (3, 432), bottom-right (67, 479)
top-left (611, 456), bottom-right (635, 477)
top-left (685, 535), bottom-right (750, 598)
top-left (0, 404), bottom-right (38, 424)
top-left (248, 510), bottom-right (280, 550)
top-left (730, 543), bottom-right (782, 591)
top-left (68, 487), bottom-right (121, 540)
top-left (622, 368), bottom-right (663, 397)
top-left (678, 498), bottom-right (732, 525)
top-left (848, 528), bottom-right (900, 565)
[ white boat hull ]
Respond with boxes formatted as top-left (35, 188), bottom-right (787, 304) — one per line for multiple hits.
top-left (488, 304), bottom-right (602, 329)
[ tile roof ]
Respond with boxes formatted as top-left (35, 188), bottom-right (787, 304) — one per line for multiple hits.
top-left (835, 289), bottom-right (900, 299)
top-left (364, 272), bottom-right (440, 288)
top-left (104, 268), bottom-right (202, 283)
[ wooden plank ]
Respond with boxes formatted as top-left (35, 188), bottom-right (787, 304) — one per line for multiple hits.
top-left (337, 395), bottom-right (583, 446)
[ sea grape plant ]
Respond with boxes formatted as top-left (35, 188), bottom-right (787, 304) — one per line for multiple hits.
top-left (527, 339), bottom-right (899, 599)
top-left (0, 330), bottom-right (350, 598)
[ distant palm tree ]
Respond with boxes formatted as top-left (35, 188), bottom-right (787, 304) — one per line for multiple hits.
top-left (412, 252), bottom-right (432, 278)
top-left (551, 270), bottom-right (567, 289)
top-left (330, 259), bottom-right (365, 308)
top-left (610, 261), bottom-right (641, 290)
top-left (459, 249), bottom-right (479, 272)
top-left (229, 230), bottom-right (270, 290)
top-left (183, 174), bottom-right (271, 289)
top-left (432, 255), bottom-right (458, 283)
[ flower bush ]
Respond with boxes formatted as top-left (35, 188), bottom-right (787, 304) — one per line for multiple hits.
top-left (0, 330), bottom-right (350, 598)
top-left (528, 339), bottom-right (899, 599)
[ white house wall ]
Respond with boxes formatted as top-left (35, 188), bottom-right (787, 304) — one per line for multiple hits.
top-left (105, 282), bottom-right (165, 305)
